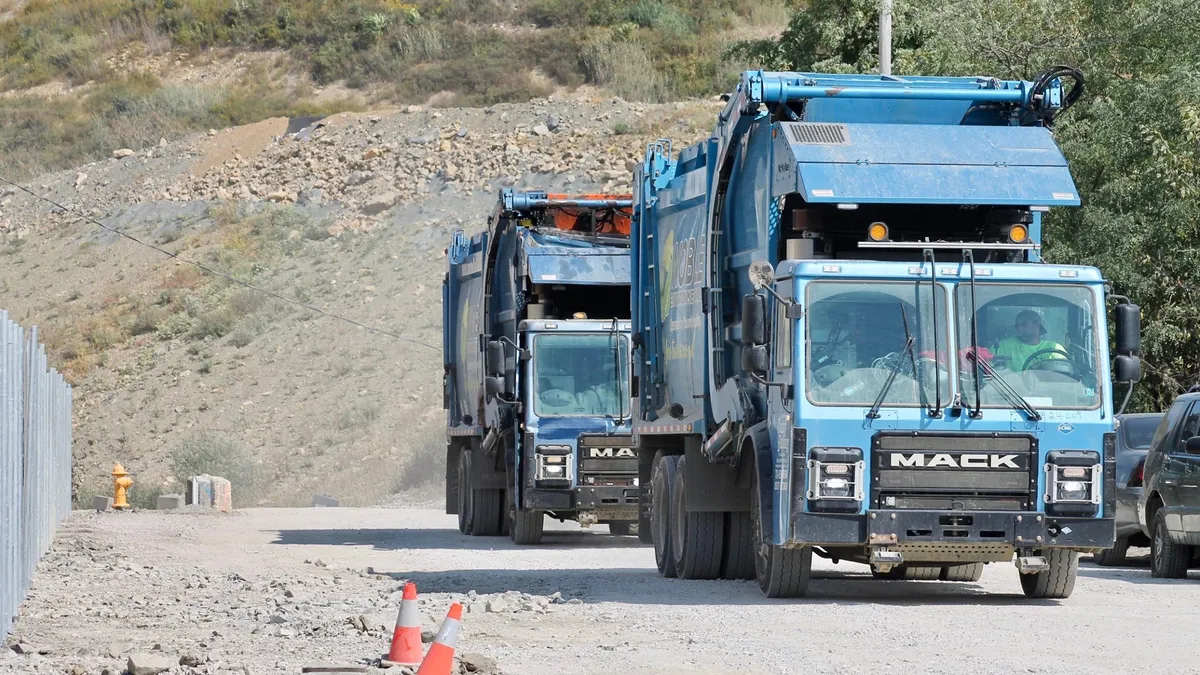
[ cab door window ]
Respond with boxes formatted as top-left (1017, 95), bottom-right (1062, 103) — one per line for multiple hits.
top-left (1171, 403), bottom-right (1200, 455)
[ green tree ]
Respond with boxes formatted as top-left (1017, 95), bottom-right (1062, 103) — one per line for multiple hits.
top-left (730, 0), bottom-right (1200, 411)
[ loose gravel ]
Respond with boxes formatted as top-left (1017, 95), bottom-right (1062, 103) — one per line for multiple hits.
top-left (4, 508), bottom-right (1199, 675)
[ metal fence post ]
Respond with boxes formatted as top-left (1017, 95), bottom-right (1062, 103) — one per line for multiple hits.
top-left (2, 313), bottom-right (71, 637)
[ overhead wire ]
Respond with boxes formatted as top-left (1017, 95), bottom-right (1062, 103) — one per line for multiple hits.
top-left (0, 174), bottom-right (439, 352)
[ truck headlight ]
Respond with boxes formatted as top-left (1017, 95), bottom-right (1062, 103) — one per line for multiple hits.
top-left (535, 445), bottom-right (573, 483)
top-left (807, 450), bottom-right (864, 505)
top-left (1044, 451), bottom-right (1101, 515)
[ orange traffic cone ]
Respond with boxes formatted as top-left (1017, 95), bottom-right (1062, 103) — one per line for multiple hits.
top-left (382, 582), bottom-right (424, 667)
top-left (415, 602), bottom-right (462, 675)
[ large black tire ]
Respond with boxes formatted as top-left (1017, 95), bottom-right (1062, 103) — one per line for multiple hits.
top-left (1092, 536), bottom-right (1129, 567)
top-left (608, 522), bottom-right (633, 536)
top-left (721, 511), bottom-right (756, 580)
top-left (638, 455), bottom-right (654, 544)
top-left (457, 451), bottom-right (503, 536)
top-left (1151, 510), bottom-right (1191, 579)
top-left (750, 461), bottom-right (811, 597)
top-left (1020, 549), bottom-right (1079, 599)
top-left (472, 486), bottom-right (504, 536)
top-left (941, 563), bottom-right (984, 582)
top-left (509, 508), bottom-right (544, 545)
top-left (670, 456), bottom-right (725, 579)
top-left (651, 452), bottom-right (678, 578)
top-left (456, 451), bottom-right (473, 535)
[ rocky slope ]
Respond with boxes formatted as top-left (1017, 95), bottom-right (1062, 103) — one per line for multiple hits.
top-left (0, 94), bottom-right (718, 507)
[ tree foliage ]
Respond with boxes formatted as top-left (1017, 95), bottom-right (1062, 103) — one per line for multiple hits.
top-left (731, 0), bottom-right (1200, 411)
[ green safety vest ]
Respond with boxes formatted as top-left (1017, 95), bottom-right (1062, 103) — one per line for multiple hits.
top-left (992, 337), bottom-right (1066, 370)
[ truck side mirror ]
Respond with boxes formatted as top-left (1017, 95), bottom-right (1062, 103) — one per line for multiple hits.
top-left (1186, 436), bottom-right (1200, 455)
top-left (485, 376), bottom-right (505, 398)
top-left (486, 340), bottom-right (505, 376)
top-left (742, 344), bottom-right (769, 374)
top-left (1114, 355), bottom-right (1142, 383)
top-left (1115, 303), bottom-right (1140, 355)
top-left (742, 294), bottom-right (766, 346)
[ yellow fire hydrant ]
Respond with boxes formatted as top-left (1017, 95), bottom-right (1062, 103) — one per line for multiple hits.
top-left (112, 463), bottom-right (133, 510)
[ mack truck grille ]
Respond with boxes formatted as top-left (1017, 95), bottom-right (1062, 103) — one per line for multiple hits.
top-left (871, 433), bottom-right (1037, 512)
top-left (577, 435), bottom-right (638, 488)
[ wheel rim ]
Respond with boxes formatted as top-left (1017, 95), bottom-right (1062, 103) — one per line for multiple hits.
top-left (1153, 522), bottom-right (1163, 569)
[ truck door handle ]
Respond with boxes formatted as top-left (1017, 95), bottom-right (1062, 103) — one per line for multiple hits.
top-left (1164, 480), bottom-right (1177, 486)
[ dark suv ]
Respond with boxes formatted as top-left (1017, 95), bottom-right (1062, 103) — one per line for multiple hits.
top-left (1093, 412), bottom-right (1163, 565)
top-left (1137, 392), bottom-right (1200, 577)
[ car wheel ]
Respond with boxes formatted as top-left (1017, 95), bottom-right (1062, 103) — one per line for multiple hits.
top-left (1151, 510), bottom-right (1191, 579)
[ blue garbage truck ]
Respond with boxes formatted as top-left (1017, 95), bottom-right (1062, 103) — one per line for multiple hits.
top-left (629, 69), bottom-right (1143, 597)
top-left (444, 189), bottom-right (639, 544)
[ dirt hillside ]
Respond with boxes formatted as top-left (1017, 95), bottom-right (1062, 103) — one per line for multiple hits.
top-left (0, 94), bottom-right (717, 507)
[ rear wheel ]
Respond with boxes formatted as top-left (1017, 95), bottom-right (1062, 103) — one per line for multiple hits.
top-left (1151, 510), bottom-right (1191, 579)
top-left (1019, 549), bottom-right (1078, 599)
top-left (1092, 536), bottom-right (1129, 567)
top-left (941, 563), bottom-right (984, 582)
top-left (720, 511), bottom-right (756, 580)
top-left (671, 456), bottom-right (725, 579)
top-left (750, 459), bottom-right (811, 597)
top-left (608, 522), bottom-right (632, 537)
top-left (458, 451), bottom-right (503, 536)
top-left (456, 451), bottom-right (473, 535)
top-left (650, 452), bottom-right (678, 578)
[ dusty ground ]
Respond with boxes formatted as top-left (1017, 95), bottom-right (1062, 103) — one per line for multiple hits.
top-left (5, 508), bottom-right (1199, 675)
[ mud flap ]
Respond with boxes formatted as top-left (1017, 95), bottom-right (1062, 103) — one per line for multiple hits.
top-left (747, 421), bottom-right (775, 544)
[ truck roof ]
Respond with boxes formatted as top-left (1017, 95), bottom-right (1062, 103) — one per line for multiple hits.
top-left (779, 259), bottom-right (1104, 284)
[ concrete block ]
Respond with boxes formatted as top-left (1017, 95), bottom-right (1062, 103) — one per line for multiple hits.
top-left (93, 496), bottom-right (113, 511)
top-left (156, 494), bottom-right (184, 510)
top-left (311, 494), bottom-right (340, 507)
top-left (188, 475), bottom-right (213, 507)
top-left (211, 476), bottom-right (232, 512)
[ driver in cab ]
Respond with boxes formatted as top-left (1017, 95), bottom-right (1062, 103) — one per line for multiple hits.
top-left (991, 309), bottom-right (1066, 371)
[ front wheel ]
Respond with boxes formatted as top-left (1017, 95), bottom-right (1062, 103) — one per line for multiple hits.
top-left (1019, 549), bottom-right (1078, 599)
top-left (1151, 510), bottom-right (1191, 578)
top-left (750, 458), bottom-right (811, 598)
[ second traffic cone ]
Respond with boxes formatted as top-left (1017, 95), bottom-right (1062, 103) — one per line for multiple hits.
top-left (415, 602), bottom-right (462, 675)
top-left (382, 582), bottom-right (423, 667)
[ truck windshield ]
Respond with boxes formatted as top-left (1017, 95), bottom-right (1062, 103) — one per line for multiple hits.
top-left (805, 281), bottom-right (949, 407)
top-left (533, 333), bottom-right (630, 417)
top-left (956, 284), bottom-right (1101, 410)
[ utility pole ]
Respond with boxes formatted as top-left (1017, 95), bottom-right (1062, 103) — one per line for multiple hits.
top-left (880, 0), bottom-right (893, 76)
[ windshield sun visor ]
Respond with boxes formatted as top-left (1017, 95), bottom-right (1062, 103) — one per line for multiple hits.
top-left (773, 122), bottom-right (1081, 207)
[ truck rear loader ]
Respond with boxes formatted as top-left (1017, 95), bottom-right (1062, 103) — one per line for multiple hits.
top-left (444, 189), bottom-right (638, 544)
top-left (630, 69), bottom-right (1143, 597)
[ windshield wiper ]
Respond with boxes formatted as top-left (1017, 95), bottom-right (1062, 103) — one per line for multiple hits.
top-left (965, 351), bottom-right (1043, 422)
top-left (867, 304), bottom-right (917, 420)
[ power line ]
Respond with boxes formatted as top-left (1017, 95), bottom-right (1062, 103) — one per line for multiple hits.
top-left (0, 174), bottom-right (439, 352)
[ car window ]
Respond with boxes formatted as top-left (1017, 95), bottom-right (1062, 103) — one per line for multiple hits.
top-left (1150, 399), bottom-right (1190, 454)
top-left (1173, 404), bottom-right (1200, 454)
top-left (1121, 416), bottom-right (1162, 449)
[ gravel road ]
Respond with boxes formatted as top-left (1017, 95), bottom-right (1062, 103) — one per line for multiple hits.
top-left (5, 508), bottom-right (1199, 675)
